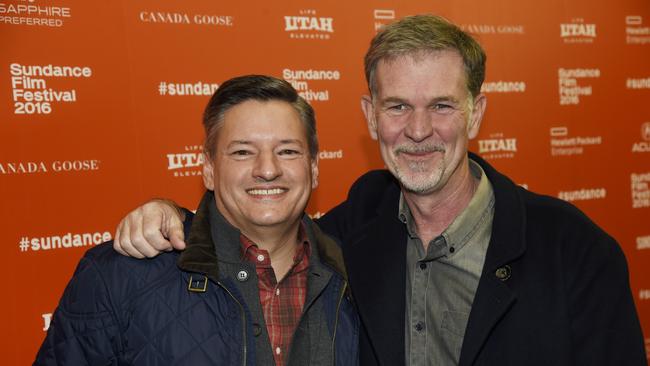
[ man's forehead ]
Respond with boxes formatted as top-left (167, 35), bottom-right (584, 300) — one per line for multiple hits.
top-left (373, 51), bottom-right (468, 99)
top-left (216, 101), bottom-right (307, 146)
top-left (376, 49), bottom-right (462, 69)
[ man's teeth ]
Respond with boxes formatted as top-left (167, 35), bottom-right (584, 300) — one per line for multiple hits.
top-left (248, 188), bottom-right (285, 196)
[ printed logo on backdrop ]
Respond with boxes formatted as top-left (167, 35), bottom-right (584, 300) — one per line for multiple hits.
top-left (631, 122), bottom-right (650, 153)
top-left (481, 81), bottom-right (526, 93)
top-left (638, 235), bottom-right (650, 250)
top-left (558, 68), bottom-right (599, 105)
top-left (284, 9), bottom-right (333, 40)
top-left (631, 172), bottom-right (650, 208)
top-left (139, 9), bottom-right (233, 27)
top-left (549, 126), bottom-right (602, 157)
top-left (319, 148), bottom-right (344, 160)
top-left (560, 18), bottom-right (596, 43)
top-left (9, 63), bottom-right (92, 115)
top-left (625, 15), bottom-right (650, 45)
top-left (167, 144), bottom-right (203, 178)
top-left (558, 187), bottom-right (606, 202)
top-left (373, 9), bottom-right (395, 32)
top-left (640, 290), bottom-right (650, 300)
top-left (0, 0), bottom-right (71, 27)
top-left (0, 159), bottom-right (100, 175)
top-left (157, 81), bottom-right (218, 97)
top-left (18, 231), bottom-right (112, 253)
top-left (477, 132), bottom-right (517, 160)
top-left (626, 76), bottom-right (650, 90)
top-left (460, 23), bottom-right (525, 35)
top-left (282, 68), bottom-right (340, 103)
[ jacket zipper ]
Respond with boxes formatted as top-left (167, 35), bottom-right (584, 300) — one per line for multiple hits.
top-left (217, 281), bottom-right (247, 366)
top-left (331, 281), bottom-right (348, 365)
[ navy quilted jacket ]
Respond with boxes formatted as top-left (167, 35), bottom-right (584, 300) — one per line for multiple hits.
top-left (35, 192), bottom-right (359, 365)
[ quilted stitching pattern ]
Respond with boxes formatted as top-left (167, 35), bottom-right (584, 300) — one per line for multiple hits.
top-left (36, 243), bottom-right (249, 366)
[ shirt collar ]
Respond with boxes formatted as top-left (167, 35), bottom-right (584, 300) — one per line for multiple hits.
top-left (240, 223), bottom-right (311, 268)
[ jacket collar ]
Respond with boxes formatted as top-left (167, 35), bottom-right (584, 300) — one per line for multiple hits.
top-left (468, 152), bottom-right (527, 271)
top-left (458, 152), bottom-right (527, 366)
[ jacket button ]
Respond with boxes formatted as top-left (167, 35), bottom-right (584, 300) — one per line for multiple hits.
top-left (495, 265), bottom-right (511, 281)
top-left (237, 270), bottom-right (249, 282)
top-left (253, 323), bottom-right (262, 337)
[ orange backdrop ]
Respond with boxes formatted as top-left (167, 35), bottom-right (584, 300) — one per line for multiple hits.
top-left (2, 0), bottom-right (650, 363)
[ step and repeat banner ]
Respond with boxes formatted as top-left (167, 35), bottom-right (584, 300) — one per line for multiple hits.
top-left (2, 0), bottom-right (649, 363)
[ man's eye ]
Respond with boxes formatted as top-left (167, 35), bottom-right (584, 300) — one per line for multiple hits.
top-left (388, 104), bottom-right (407, 111)
top-left (384, 104), bottom-right (409, 115)
top-left (232, 150), bottom-right (252, 156)
top-left (433, 104), bottom-right (454, 113)
top-left (279, 149), bottom-right (300, 155)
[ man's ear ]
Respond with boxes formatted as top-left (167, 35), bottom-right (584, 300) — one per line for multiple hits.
top-left (310, 156), bottom-right (319, 190)
top-left (202, 153), bottom-right (215, 191)
top-left (361, 95), bottom-right (378, 140)
top-left (468, 93), bottom-right (487, 139)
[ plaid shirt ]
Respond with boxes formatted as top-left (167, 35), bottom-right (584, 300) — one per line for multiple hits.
top-left (240, 226), bottom-right (311, 366)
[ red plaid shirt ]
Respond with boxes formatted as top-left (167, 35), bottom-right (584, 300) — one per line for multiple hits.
top-left (240, 226), bottom-right (311, 366)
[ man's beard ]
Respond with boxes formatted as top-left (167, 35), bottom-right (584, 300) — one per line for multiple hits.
top-left (390, 143), bottom-right (446, 194)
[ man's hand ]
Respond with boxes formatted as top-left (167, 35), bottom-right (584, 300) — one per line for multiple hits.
top-left (113, 199), bottom-right (187, 258)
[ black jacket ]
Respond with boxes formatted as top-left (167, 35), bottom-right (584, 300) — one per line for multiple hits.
top-left (318, 153), bottom-right (646, 366)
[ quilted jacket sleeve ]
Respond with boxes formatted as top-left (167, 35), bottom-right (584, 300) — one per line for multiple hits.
top-left (34, 246), bottom-right (123, 365)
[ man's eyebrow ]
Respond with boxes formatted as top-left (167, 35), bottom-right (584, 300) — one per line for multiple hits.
top-left (378, 95), bottom-right (461, 104)
top-left (279, 139), bottom-right (304, 145)
top-left (378, 97), bottom-right (407, 105)
top-left (226, 139), bottom-right (305, 146)
top-left (227, 140), bottom-right (252, 147)
top-left (430, 95), bottom-right (461, 104)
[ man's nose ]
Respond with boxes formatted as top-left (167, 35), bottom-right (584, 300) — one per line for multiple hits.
top-left (252, 151), bottom-right (282, 181)
top-left (404, 109), bottom-right (434, 142)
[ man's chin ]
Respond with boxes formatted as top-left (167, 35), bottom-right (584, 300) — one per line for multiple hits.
top-left (395, 172), bottom-right (443, 195)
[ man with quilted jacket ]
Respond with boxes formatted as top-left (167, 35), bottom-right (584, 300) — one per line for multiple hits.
top-left (34, 75), bottom-right (359, 366)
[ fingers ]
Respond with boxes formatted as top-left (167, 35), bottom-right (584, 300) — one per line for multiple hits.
top-left (113, 220), bottom-right (128, 256)
top-left (113, 205), bottom-right (166, 258)
top-left (130, 207), bottom-right (167, 258)
top-left (162, 205), bottom-right (186, 251)
top-left (168, 227), bottom-right (186, 251)
top-left (113, 213), bottom-right (146, 259)
top-left (113, 199), bottom-right (187, 258)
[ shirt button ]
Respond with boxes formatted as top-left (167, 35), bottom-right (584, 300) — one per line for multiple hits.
top-left (276, 288), bottom-right (280, 296)
top-left (236, 270), bottom-right (248, 282)
top-left (275, 347), bottom-right (281, 355)
top-left (414, 321), bottom-right (424, 332)
top-left (449, 246), bottom-right (455, 253)
top-left (419, 262), bottom-right (427, 270)
top-left (257, 254), bottom-right (265, 262)
top-left (495, 265), bottom-right (512, 281)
